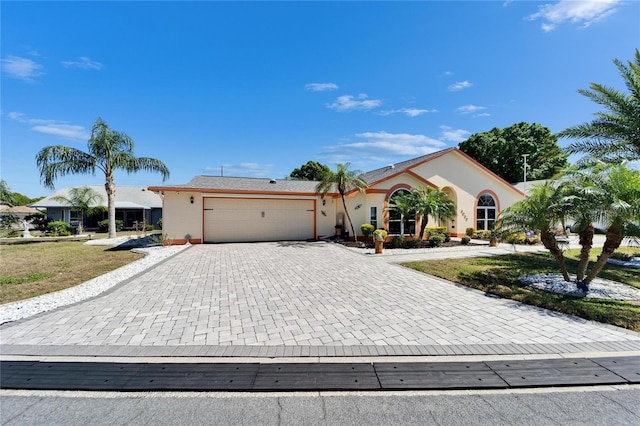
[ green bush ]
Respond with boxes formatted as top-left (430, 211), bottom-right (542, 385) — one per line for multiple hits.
top-left (526, 235), bottom-right (540, 245)
top-left (407, 238), bottom-right (423, 248)
top-left (461, 236), bottom-right (471, 245)
top-left (392, 235), bottom-right (406, 248)
top-left (47, 221), bottom-right (71, 236)
top-left (444, 232), bottom-right (451, 243)
top-left (425, 227), bottom-right (447, 235)
top-left (473, 230), bottom-right (492, 240)
top-left (361, 223), bottom-right (375, 242)
top-left (505, 233), bottom-right (526, 245)
top-left (429, 234), bottom-right (444, 247)
top-left (466, 227), bottom-right (475, 237)
top-left (98, 219), bottom-right (123, 233)
top-left (145, 224), bottom-right (155, 232)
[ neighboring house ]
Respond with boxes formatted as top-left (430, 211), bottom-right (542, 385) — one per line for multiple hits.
top-left (30, 185), bottom-right (163, 230)
top-left (0, 203), bottom-right (41, 223)
top-left (150, 148), bottom-right (525, 244)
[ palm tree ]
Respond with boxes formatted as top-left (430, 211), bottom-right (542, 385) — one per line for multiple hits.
top-left (558, 49), bottom-right (640, 163)
top-left (498, 182), bottom-right (571, 281)
top-left (36, 118), bottom-right (170, 238)
top-left (411, 186), bottom-right (456, 240)
top-left (387, 191), bottom-right (416, 239)
top-left (315, 163), bottom-right (368, 241)
top-left (558, 167), bottom-right (606, 283)
top-left (0, 180), bottom-right (15, 206)
top-left (583, 165), bottom-right (640, 285)
top-left (52, 186), bottom-right (106, 234)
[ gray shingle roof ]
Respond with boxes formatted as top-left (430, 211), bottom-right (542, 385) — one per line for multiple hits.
top-left (30, 185), bottom-right (162, 209)
top-left (155, 176), bottom-right (321, 193)
top-left (358, 148), bottom-right (454, 185)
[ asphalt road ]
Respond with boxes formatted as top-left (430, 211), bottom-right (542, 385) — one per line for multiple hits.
top-left (2, 385), bottom-right (639, 425)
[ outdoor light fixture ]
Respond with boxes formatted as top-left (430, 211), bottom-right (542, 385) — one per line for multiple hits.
top-left (190, 196), bottom-right (194, 204)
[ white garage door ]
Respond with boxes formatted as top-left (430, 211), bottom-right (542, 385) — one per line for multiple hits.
top-left (203, 198), bottom-right (315, 243)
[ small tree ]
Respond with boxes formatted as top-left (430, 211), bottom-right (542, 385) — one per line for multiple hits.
top-left (411, 186), bottom-right (456, 240)
top-left (315, 163), bottom-right (368, 242)
top-left (361, 223), bottom-right (375, 244)
top-left (53, 186), bottom-right (106, 234)
top-left (289, 161), bottom-right (331, 181)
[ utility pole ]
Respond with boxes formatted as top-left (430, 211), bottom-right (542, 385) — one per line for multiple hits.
top-left (521, 154), bottom-right (529, 197)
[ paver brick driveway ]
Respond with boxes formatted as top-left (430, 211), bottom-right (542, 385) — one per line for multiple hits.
top-left (2, 242), bottom-right (639, 354)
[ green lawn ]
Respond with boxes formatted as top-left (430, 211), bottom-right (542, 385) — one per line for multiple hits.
top-left (404, 247), bottom-right (640, 332)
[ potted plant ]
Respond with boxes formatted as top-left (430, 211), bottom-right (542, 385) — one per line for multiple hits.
top-left (373, 229), bottom-right (387, 254)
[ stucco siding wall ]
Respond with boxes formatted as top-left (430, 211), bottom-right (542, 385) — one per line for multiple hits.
top-left (162, 191), bottom-right (202, 243)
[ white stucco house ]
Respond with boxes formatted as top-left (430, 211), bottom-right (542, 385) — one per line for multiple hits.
top-left (149, 148), bottom-right (525, 244)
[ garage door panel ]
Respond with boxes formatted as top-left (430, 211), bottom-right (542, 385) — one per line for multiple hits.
top-left (204, 198), bottom-right (314, 243)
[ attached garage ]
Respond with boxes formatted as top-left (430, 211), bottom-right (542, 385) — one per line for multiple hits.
top-left (203, 198), bottom-right (315, 243)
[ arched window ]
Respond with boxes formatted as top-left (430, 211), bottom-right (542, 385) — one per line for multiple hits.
top-left (476, 194), bottom-right (496, 231)
top-left (388, 189), bottom-right (416, 235)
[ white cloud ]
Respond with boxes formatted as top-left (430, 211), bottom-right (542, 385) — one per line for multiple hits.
top-left (205, 162), bottom-right (275, 178)
top-left (32, 124), bottom-right (89, 140)
top-left (440, 126), bottom-right (470, 143)
top-left (448, 80), bottom-right (473, 91)
top-left (528, 0), bottom-right (621, 32)
top-left (61, 56), bottom-right (103, 70)
top-left (457, 104), bottom-right (486, 114)
top-left (7, 112), bottom-right (89, 140)
top-left (327, 94), bottom-right (382, 112)
top-left (377, 108), bottom-right (438, 117)
top-left (325, 131), bottom-right (446, 158)
top-left (305, 82), bottom-right (338, 92)
top-left (1, 55), bottom-right (45, 81)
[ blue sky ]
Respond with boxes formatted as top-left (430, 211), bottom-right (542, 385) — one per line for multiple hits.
top-left (1, 0), bottom-right (638, 198)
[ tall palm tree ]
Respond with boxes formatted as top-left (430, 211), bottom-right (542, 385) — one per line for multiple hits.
top-left (52, 186), bottom-right (106, 234)
top-left (36, 118), bottom-right (170, 238)
top-left (584, 165), bottom-right (640, 285)
top-left (498, 182), bottom-right (571, 281)
top-left (315, 163), bottom-right (368, 241)
top-left (558, 49), bottom-right (640, 163)
top-left (411, 186), bottom-right (456, 240)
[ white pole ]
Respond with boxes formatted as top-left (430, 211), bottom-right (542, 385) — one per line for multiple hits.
top-left (522, 154), bottom-right (529, 197)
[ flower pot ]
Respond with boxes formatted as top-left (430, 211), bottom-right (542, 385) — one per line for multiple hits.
top-left (375, 239), bottom-right (384, 254)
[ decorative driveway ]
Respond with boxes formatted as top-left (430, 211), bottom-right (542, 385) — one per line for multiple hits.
top-left (1, 242), bottom-right (639, 357)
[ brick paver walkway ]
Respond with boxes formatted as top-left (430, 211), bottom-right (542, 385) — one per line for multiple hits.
top-left (2, 242), bottom-right (639, 357)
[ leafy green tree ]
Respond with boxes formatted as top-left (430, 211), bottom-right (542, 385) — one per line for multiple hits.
top-left (459, 122), bottom-right (568, 183)
top-left (36, 117), bottom-right (170, 238)
top-left (498, 182), bottom-right (571, 281)
top-left (289, 161), bottom-right (331, 181)
top-left (411, 186), bottom-right (456, 240)
top-left (53, 186), bottom-right (106, 234)
top-left (559, 49), bottom-right (640, 163)
top-left (315, 163), bottom-right (368, 241)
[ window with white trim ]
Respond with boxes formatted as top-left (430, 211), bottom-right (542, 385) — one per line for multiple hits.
top-left (476, 194), bottom-right (496, 230)
top-left (388, 189), bottom-right (416, 235)
top-left (370, 206), bottom-right (378, 229)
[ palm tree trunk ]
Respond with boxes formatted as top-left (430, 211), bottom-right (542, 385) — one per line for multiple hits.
top-left (576, 223), bottom-right (594, 282)
top-left (584, 225), bottom-right (624, 285)
top-left (540, 231), bottom-right (571, 282)
top-left (105, 175), bottom-right (117, 239)
top-left (419, 214), bottom-right (428, 240)
top-left (341, 195), bottom-right (357, 242)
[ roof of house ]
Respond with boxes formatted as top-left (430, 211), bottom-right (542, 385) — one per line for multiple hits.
top-left (30, 185), bottom-right (162, 209)
top-left (149, 147), bottom-right (522, 197)
top-left (151, 176), bottom-right (321, 194)
top-left (0, 204), bottom-right (41, 215)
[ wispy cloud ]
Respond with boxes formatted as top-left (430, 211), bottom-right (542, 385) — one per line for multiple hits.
top-left (448, 80), bottom-right (473, 91)
top-left (61, 56), bottom-right (103, 70)
top-left (1, 55), bottom-right (45, 81)
top-left (439, 126), bottom-right (470, 143)
top-left (7, 112), bottom-right (89, 141)
top-left (324, 131), bottom-right (446, 158)
top-left (327, 94), bottom-right (382, 112)
top-left (205, 162), bottom-right (275, 178)
top-left (528, 0), bottom-right (621, 32)
top-left (305, 82), bottom-right (338, 92)
top-left (457, 104), bottom-right (486, 114)
top-left (377, 108), bottom-right (438, 117)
